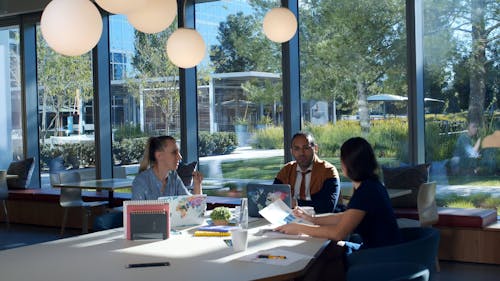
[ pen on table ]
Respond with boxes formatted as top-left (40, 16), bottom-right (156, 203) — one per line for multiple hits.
top-left (126, 262), bottom-right (170, 268)
top-left (257, 254), bottom-right (287, 259)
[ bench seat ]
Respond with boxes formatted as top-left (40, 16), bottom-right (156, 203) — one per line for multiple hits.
top-left (394, 207), bottom-right (497, 228)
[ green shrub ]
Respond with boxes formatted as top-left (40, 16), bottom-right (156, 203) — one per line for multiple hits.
top-left (199, 132), bottom-right (237, 156)
top-left (251, 126), bottom-right (284, 149)
top-left (306, 121), bottom-right (361, 157)
top-left (113, 123), bottom-right (147, 142)
top-left (113, 137), bottom-right (148, 165)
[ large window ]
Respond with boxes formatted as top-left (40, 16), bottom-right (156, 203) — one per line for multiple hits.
top-left (300, 0), bottom-right (409, 181)
top-left (423, 0), bottom-right (499, 210)
top-left (0, 1), bottom-right (497, 214)
top-left (109, 14), bottom-right (181, 173)
top-left (195, 0), bottom-right (284, 197)
top-left (0, 26), bottom-right (23, 169)
top-left (36, 24), bottom-right (97, 185)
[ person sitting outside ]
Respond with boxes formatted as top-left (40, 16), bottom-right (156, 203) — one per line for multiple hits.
top-left (275, 137), bottom-right (402, 281)
top-left (273, 132), bottom-right (341, 214)
top-left (132, 136), bottom-right (203, 200)
top-left (451, 122), bottom-right (481, 175)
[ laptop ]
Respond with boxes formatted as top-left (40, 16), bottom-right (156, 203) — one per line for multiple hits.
top-left (246, 183), bottom-right (292, 217)
top-left (158, 194), bottom-right (207, 228)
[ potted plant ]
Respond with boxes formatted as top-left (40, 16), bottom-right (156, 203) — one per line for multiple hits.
top-left (256, 115), bottom-right (273, 130)
top-left (210, 207), bottom-right (232, 225)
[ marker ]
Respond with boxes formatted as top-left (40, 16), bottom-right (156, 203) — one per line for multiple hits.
top-left (257, 254), bottom-right (287, 259)
top-left (126, 262), bottom-right (170, 268)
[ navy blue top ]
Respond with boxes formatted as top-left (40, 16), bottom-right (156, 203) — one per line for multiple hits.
top-left (347, 178), bottom-right (402, 249)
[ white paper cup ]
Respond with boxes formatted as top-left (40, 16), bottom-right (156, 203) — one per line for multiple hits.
top-left (231, 228), bottom-right (248, 252)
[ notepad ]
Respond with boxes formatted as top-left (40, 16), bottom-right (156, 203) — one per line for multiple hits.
top-left (123, 200), bottom-right (170, 240)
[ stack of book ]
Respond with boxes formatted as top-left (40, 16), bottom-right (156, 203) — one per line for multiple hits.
top-left (193, 225), bottom-right (239, 237)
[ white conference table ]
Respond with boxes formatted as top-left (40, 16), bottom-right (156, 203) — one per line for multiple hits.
top-left (0, 219), bottom-right (329, 281)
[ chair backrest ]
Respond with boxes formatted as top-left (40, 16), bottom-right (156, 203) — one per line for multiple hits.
top-left (6, 157), bottom-right (35, 189)
top-left (347, 227), bottom-right (440, 273)
top-left (113, 166), bottom-right (127, 179)
top-left (55, 171), bottom-right (83, 207)
top-left (0, 170), bottom-right (8, 200)
top-left (417, 182), bottom-right (438, 226)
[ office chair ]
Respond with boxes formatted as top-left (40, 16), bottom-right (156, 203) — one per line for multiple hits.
top-left (51, 171), bottom-right (108, 236)
top-left (0, 170), bottom-right (9, 228)
top-left (347, 227), bottom-right (440, 279)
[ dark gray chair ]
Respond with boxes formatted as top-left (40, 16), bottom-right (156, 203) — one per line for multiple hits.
top-left (347, 227), bottom-right (440, 278)
top-left (0, 170), bottom-right (9, 227)
top-left (6, 157), bottom-right (35, 189)
top-left (51, 171), bottom-right (108, 236)
top-left (348, 262), bottom-right (429, 281)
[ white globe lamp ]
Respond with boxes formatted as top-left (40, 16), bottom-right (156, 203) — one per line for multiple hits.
top-left (127, 0), bottom-right (177, 34)
top-left (95, 0), bottom-right (151, 15)
top-left (41, 0), bottom-right (103, 56)
top-left (166, 28), bottom-right (206, 69)
top-left (262, 7), bottom-right (297, 43)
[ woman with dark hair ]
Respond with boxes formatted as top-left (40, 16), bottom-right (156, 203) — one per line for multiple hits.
top-left (275, 137), bottom-right (401, 280)
top-left (132, 136), bottom-right (203, 200)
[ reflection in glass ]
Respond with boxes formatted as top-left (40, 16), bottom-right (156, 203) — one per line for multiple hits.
top-left (0, 26), bottom-right (23, 168)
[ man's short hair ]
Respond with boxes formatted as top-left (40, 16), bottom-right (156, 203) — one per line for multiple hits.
top-left (291, 131), bottom-right (316, 147)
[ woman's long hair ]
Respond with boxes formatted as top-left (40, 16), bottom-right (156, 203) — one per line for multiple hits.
top-left (340, 137), bottom-right (379, 182)
top-left (138, 136), bottom-right (176, 173)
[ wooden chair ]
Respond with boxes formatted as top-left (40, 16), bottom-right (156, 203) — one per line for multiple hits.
top-left (50, 171), bottom-right (108, 236)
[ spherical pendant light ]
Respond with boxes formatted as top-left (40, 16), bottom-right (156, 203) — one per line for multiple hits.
top-left (127, 0), bottom-right (177, 34)
top-left (95, 0), bottom-right (151, 15)
top-left (166, 28), bottom-right (206, 69)
top-left (262, 7), bottom-right (297, 43)
top-left (41, 0), bottom-right (103, 56)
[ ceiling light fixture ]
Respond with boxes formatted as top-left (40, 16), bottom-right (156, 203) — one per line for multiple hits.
top-left (95, 0), bottom-right (151, 15)
top-left (262, 7), bottom-right (297, 43)
top-left (166, 27), bottom-right (206, 69)
top-left (40, 0), bottom-right (102, 56)
top-left (126, 0), bottom-right (177, 34)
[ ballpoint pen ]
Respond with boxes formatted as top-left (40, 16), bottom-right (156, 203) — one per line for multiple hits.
top-left (126, 262), bottom-right (170, 268)
top-left (257, 254), bottom-right (287, 259)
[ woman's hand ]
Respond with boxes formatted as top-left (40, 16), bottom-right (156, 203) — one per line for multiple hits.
top-left (192, 171), bottom-right (203, 194)
top-left (293, 207), bottom-right (315, 223)
top-left (274, 223), bottom-right (304, 235)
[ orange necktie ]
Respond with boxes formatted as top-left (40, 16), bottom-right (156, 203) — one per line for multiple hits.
top-left (299, 170), bottom-right (311, 200)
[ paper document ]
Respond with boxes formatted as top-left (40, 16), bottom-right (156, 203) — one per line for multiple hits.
top-left (258, 199), bottom-right (311, 226)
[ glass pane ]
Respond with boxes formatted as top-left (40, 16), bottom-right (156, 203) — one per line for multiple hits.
top-left (300, 1), bottom-right (408, 183)
top-left (109, 14), bottom-right (180, 180)
top-left (423, 0), bottom-right (499, 212)
top-left (36, 25), bottom-right (97, 186)
top-left (196, 0), bottom-right (284, 197)
top-left (0, 26), bottom-right (23, 169)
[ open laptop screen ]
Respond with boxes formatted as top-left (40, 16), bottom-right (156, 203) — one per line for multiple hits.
top-left (158, 194), bottom-right (207, 228)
